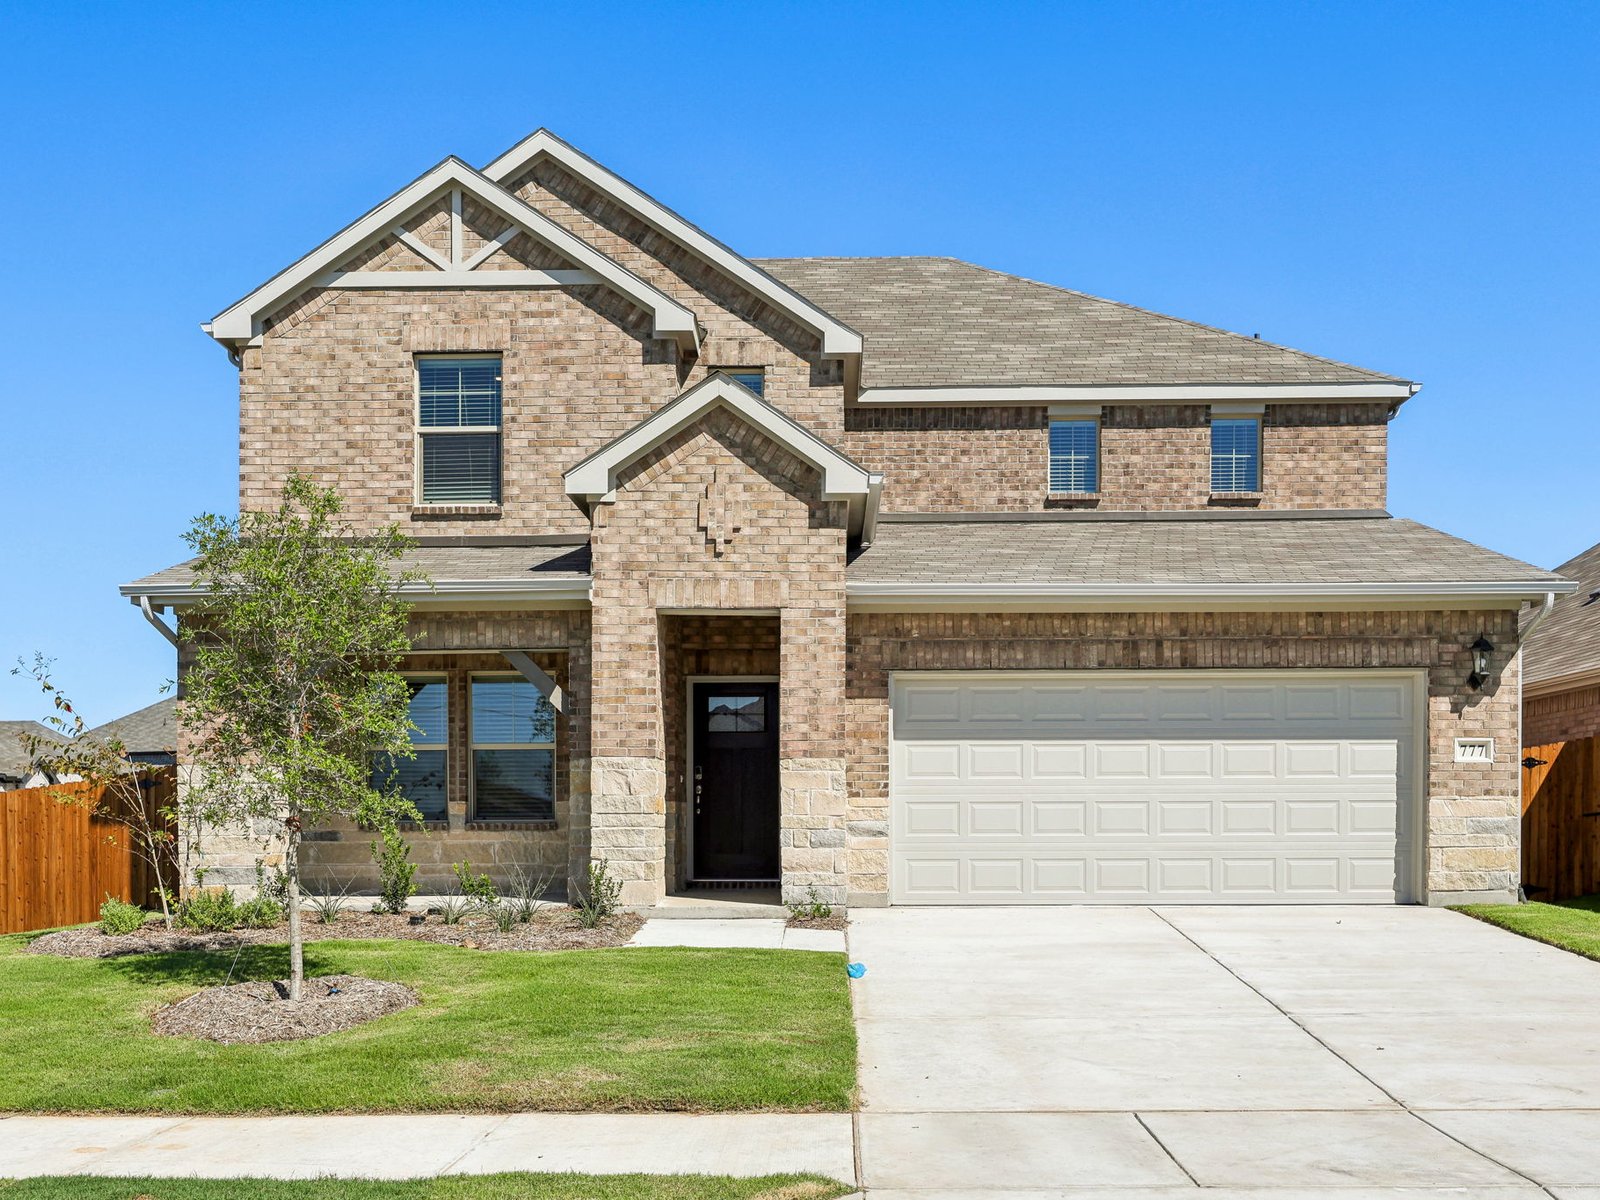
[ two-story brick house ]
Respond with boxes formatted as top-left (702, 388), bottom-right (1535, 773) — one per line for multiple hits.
top-left (124, 130), bottom-right (1573, 908)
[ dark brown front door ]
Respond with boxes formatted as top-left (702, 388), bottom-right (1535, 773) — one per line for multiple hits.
top-left (692, 681), bottom-right (780, 881)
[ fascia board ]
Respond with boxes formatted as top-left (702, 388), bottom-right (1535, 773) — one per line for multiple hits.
top-left (846, 579), bottom-right (1579, 610)
top-left (124, 578), bottom-right (593, 609)
top-left (565, 381), bottom-right (874, 500)
top-left (856, 382), bottom-right (1419, 406)
top-left (484, 130), bottom-right (863, 357)
top-left (1524, 665), bottom-right (1600, 698)
top-left (210, 159), bottom-right (695, 347)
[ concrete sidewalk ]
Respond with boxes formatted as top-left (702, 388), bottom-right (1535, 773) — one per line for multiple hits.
top-left (627, 917), bottom-right (846, 952)
top-left (0, 1113), bottom-right (857, 1181)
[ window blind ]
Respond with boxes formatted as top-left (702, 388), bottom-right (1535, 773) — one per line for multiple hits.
top-left (371, 678), bottom-right (448, 821)
top-left (471, 677), bottom-right (556, 822)
top-left (1048, 419), bottom-right (1098, 493)
top-left (1211, 417), bottom-right (1261, 492)
top-left (418, 357), bottom-right (502, 503)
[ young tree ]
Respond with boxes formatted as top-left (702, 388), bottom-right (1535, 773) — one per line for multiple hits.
top-left (181, 476), bottom-right (421, 1001)
top-left (12, 656), bottom-right (182, 928)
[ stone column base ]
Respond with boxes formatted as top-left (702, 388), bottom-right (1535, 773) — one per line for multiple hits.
top-left (590, 755), bottom-right (667, 907)
top-left (780, 757), bottom-right (847, 906)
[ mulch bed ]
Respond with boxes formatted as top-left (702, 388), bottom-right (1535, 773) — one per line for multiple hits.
top-left (152, 974), bottom-right (419, 1044)
top-left (786, 913), bottom-right (848, 931)
top-left (26, 909), bottom-right (644, 958)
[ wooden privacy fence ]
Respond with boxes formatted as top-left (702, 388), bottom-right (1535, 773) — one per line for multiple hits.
top-left (0, 769), bottom-right (175, 934)
top-left (1522, 736), bottom-right (1600, 901)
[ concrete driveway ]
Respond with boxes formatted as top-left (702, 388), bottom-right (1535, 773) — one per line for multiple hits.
top-left (850, 905), bottom-right (1600, 1198)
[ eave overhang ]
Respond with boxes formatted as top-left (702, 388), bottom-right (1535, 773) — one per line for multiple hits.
top-left (484, 129), bottom-right (863, 359)
top-left (855, 381), bottom-right (1422, 407)
top-left (207, 157), bottom-right (699, 354)
top-left (122, 577), bottom-right (594, 613)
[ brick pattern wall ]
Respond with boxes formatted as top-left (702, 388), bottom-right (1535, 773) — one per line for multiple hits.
top-left (842, 403), bottom-right (1390, 512)
top-left (586, 408), bottom-right (849, 903)
top-left (1526, 684), bottom-right (1600, 747)
top-left (845, 609), bottom-right (1520, 903)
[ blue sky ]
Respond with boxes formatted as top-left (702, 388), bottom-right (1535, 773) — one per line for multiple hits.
top-left (0, 1), bottom-right (1595, 724)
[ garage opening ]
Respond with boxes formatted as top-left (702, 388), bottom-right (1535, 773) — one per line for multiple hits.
top-left (890, 671), bottom-right (1420, 904)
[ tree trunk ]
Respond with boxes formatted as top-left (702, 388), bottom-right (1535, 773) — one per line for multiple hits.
top-left (285, 830), bottom-right (304, 1003)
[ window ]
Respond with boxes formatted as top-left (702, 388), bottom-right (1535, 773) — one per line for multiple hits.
top-left (471, 676), bottom-right (557, 822)
top-left (1211, 417), bottom-right (1261, 492)
top-left (716, 368), bottom-right (765, 397)
top-left (1048, 418), bottom-right (1099, 493)
top-left (417, 356), bottom-right (502, 504)
top-left (706, 694), bottom-right (766, 732)
top-left (371, 678), bottom-right (448, 821)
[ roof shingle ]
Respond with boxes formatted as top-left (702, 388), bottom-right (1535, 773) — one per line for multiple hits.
top-left (1523, 541), bottom-right (1600, 688)
top-left (756, 257), bottom-right (1407, 390)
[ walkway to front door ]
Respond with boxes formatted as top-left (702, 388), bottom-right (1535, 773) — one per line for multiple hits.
top-left (690, 680), bottom-right (780, 884)
top-left (851, 905), bottom-right (1600, 1196)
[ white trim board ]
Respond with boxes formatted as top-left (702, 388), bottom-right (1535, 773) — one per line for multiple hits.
top-left (483, 129), bottom-right (863, 358)
top-left (208, 157), bottom-right (698, 352)
top-left (857, 382), bottom-right (1420, 406)
top-left (564, 373), bottom-right (883, 537)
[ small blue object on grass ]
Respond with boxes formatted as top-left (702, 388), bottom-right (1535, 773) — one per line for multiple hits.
top-left (847, 962), bottom-right (867, 978)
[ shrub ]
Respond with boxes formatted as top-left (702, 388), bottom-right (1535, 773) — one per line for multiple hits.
top-left (487, 901), bottom-right (518, 933)
top-left (787, 884), bottom-right (834, 922)
top-left (573, 858), bottom-right (622, 929)
top-left (436, 892), bottom-right (471, 925)
top-left (98, 896), bottom-right (146, 936)
top-left (504, 862), bottom-right (558, 923)
top-left (308, 881), bottom-right (352, 924)
top-left (237, 892), bottom-right (284, 929)
top-left (175, 888), bottom-right (242, 932)
top-left (451, 861), bottom-right (498, 908)
top-left (372, 825), bottom-right (417, 914)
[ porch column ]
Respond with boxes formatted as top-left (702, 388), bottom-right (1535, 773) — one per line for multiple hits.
top-left (779, 605), bottom-right (849, 906)
top-left (587, 603), bottom-right (668, 906)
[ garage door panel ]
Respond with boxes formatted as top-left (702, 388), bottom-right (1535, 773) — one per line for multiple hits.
top-left (890, 672), bottom-right (1416, 904)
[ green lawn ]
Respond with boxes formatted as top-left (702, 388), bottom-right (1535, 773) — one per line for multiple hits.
top-left (0, 1175), bottom-right (851, 1200)
top-left (1455, 894), bottom-right (1600, 960)
top-left (0, 934), bottom-right (855, 1114)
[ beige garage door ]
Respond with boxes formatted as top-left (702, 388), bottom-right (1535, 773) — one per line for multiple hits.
top-left (890, 671), bottom-right (1419, 904)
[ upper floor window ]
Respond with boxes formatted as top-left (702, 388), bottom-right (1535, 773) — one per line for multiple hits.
top-left (372, 677), bottom-right (448, 822)
top-left (1210, 416), bottom-right (1261, 493)
top-left (470, 675), bottom-right (557, 823)
top-left (1048, 418), bottom-right (1099, 493)
top-left (717, 368), bottom-right (765, 397)
top-left (417, 356), bottom-right (502, 504)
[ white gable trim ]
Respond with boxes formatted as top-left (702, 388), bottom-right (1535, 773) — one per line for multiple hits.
top-left (565, 374), bottom-right (882, 540)
top-left (484, 130), bottom-right (864, 358)
top-left (208, 158), bottom-right (699, 351)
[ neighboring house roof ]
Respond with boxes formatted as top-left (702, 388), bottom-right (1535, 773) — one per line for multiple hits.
top-left (482, 130), bottom-right (864, 357)
top-left (756, 257), bottom-right (1413, 399)
top-left (846, 513), bottom-right (1570, 609)
top-left (122, 544), bottom-right (593, 609)
top-left (0, 721), bottom-right (62, 784)
top-left (207, 157), bottom-right (699, 352)
top-left (88, 698), bottom-right (177, 758)
top-left (1522, 540), bottom-right (1600, 693)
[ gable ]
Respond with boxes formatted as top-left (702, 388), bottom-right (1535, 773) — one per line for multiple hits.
top-left (483, 130), bottom-right (862, 358)
top-left (207, 158), bottom-right (698, 352)
top-left (566, 373), bottom-right (882, 540)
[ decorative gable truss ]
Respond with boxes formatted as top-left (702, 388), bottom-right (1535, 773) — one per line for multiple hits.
top-left (206, 157), bottom-right (699, 353)
top-left (566, 373), bottom-right (884, 542)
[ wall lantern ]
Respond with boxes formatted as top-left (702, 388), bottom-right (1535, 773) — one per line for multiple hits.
top-left (1467, 634), bottom-right (1495, 691)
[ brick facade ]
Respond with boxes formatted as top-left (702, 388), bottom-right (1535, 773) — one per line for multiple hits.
top-left (844, 610), bottom-right (1522, 904)
top-left (1526, 684), bottom-right (1600, 747)
top-left (842, 403), bottom-right (1389, 513)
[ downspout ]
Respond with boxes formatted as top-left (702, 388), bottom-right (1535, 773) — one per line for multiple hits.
top-left (1519, 591), bottom-right (1558, 643)
top-left (1515, 590), bottom-right (1557, 903)
top-left (136, 596), bottom-right (179, 648)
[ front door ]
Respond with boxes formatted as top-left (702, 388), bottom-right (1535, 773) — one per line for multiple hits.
top-left (692, 681), bottom-right (780, 881)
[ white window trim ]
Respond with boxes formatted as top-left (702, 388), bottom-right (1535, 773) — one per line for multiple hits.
top-left (1047, 414), bottom-right (1101, 495)
top-left (415, 354), bottom-right (503, 506)
top-left (1210, 411), bottom-right (1263, 493)
top-left (468, 672), bottom-right (559, 823)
